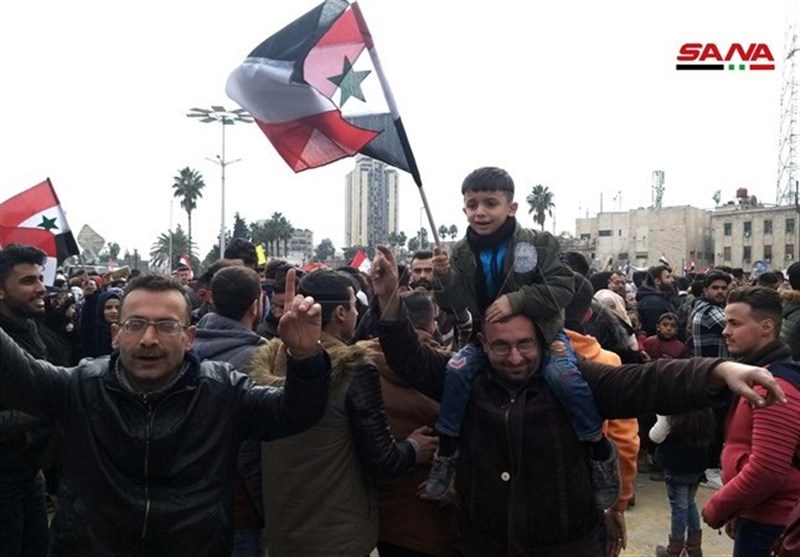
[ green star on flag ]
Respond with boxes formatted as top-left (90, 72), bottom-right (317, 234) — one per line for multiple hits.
top-left (328, 56), bottom-right (370, 107)
top-left (37, 215), bottom-right (59, 231)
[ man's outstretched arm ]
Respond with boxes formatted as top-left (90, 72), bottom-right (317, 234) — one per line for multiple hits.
top-left (0, 326), bottom-right (72, 421)
top-left (581, 357), bottom-right (786, 419)
top-left (373, 245), bottom-right (449, 401)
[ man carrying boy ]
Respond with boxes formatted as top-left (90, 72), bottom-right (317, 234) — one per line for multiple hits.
top-left (427, 166), bottom-right (620, 508)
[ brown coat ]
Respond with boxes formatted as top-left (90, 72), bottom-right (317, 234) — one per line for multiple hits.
top-left (360, 330), bottom-right (459, 557)
top-left (250, 334), bottom-right (377, 557)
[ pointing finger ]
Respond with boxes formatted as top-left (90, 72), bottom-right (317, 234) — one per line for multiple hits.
top-left (284, 268), bottom-right (296, 312)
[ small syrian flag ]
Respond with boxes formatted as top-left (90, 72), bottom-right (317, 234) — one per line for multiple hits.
top-left (226, 0), bottom-right (421, 184)
top-left (349, 249), bottom-right (371, 274)
top-left (178, 254), bottom-right (194, 280)
top-left (0, 179), bottom-right (79, 285)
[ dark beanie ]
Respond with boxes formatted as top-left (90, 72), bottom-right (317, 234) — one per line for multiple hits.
top-left (565, 274), bottom-right (595, 322)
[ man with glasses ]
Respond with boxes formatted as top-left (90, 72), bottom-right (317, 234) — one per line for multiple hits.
top-left (369, 246), bottom-right (787, 557)
top-left (0, 271), bottom-right (330, 556)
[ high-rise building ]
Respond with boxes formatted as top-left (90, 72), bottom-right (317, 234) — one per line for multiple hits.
top-left (344, 156), bottom-right (399, 248)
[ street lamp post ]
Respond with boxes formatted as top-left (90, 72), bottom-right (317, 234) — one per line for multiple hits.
top-left (186, 106), bottom-right (253, 258)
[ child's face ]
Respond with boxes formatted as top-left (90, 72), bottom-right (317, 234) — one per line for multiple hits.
top-left (463, 190), bottom-right (518, 236)
top-left (657, 319), bottom-right (677, 339)
top-left (103, 298), bottom-right (120, 324)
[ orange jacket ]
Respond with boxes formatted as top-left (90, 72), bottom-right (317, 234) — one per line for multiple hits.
top-left (566, 329), bottom-right (640, 511)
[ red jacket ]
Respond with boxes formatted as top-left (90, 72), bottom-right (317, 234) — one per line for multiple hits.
top-left (703, 364), bottom-right (800, 527)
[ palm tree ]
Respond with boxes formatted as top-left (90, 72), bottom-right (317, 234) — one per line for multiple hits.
top-left (438, 225), bottom-right (449, 242)
top-left (274, 213), bottom-right (294, 256)
top-left (150, 224), bottom-right (193, 270)
top-left (526, 184), bottom-right (555, 230)
top-left (172, 167), bottom-right (206, 249)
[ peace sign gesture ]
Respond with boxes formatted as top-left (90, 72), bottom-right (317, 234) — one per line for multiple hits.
top-left (278, 268), bottom-right (322, 358)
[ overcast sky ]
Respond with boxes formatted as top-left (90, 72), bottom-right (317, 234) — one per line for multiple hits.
top-left (0, 0), bottom-right (795, 258)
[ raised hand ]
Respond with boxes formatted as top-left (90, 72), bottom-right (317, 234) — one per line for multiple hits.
top-left (432, 245), bottom-right (450, 276)
top-left (278, 268), bottom-right (322, 359)
top-left (371, 245), bottom-right (398, 302)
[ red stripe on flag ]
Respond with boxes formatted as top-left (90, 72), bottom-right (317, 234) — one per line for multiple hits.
top-left (0, 226), bottom-right (57, 257)
top-left (750, 64), bottom-right (775, 70)
top-left (0, 180), bottom-right (59, 227)
top-left (257, 111), bottom-right (378, 172)
top-left (349, 249), bottom-right (366, 268)
top-left (315, 7), bottom-right (363, 48)
top-left (350, 3), bottom-right (375, 50)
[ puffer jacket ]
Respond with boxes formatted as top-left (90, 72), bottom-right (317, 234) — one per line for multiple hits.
top-left (780, 289), bottom-right (800, 359)
top-left (249, 333), bottom-right (417, 557)
top-left (378, 310), bottom-right (727, 557)
top-left (0, 325), bottom-right (330, 557)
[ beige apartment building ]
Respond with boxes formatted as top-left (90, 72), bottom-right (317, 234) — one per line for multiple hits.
top-left (711, 203), bottom-right (799, 270)
top-left (344, 156), bottom-right (399, 248)
top-left (575, 205), bottom-right (713, 271)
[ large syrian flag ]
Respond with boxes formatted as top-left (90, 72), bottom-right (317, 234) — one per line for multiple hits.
top-left (0, 178), bottom-right (80, 284)
top-left (226, 0), bottom-right (421, 184)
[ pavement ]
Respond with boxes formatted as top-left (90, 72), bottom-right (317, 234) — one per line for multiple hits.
top-left (623, 472), bottom-right (733, 556)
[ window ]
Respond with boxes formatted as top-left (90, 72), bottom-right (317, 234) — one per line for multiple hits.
top-left (598, 230), bottom-right (612, 237)
top-left (723, 223), bottom-right (732, 236)
top-left (787, 244), bottom-right (795, 261)
top-left (788, 218), bottom-right (796, 235)
top-left (764, 219), bottom-right (773, 234)
top-left (764, 245), bottom-right (772, 262)
top-left (618, 229), bottom-right (622, 236)
top-left (580, 233), bottom-right (591, 240)
top-left (743, 246), bottom-right (751, 261)
top-left (743, 221), bottom-right (752, 236)
top-left (723, 247), bottom-right (731, 261)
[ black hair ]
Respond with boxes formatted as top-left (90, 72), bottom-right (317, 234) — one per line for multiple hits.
top-left (588, 271), bottom-right (612, 293)
top-left (411, 250), bottom-right (433, 263)
top-left (632, 270), bottom-right (647, 288)
top-left (703, 270), bottom-right (732, 289)
top-left (196, 258), bottom-right (243, 289)
top-left (565, 274), bottom-right (594, 322)
top-left (669, 409), bottom-right (716, 448)
top-left (461, 167), bottom-right (514, 200)
top-left (122, 274), bottom-right (192, 323)
top-left (211, 266), bottom-right (262, 321)
top-left (298, 269), bottom-right (353, 327)
top-left (224, 238), bottom-right (258, 268)
top-left (788, 260), bottom-right (800, 290)
top-left (657, 312), bottom-right (679, 324)
top-left (645, 265), bottom-right (671, 288)
top-left (561, 251), bottom-right (590, 277)
top-left (726, 286), bottom-right (783, 331)
top-left (756, 270), bottom-right (784, 289)
top-left (400, 290), bottom-right (435, 330)
top-left (0, 244), bottom-right (47, 285)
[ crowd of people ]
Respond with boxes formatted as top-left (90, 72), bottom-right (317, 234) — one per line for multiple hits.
top-left (0, 166), bottom-right (798, 557)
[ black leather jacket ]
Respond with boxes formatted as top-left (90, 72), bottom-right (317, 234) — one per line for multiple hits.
top-left (0, 325), bottom-right (330, 557)
top-left (0, 314), bottom-right (52, 482)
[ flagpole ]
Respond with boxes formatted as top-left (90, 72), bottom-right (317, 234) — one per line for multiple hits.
top-left (351, 2), bottom-right (441, 247)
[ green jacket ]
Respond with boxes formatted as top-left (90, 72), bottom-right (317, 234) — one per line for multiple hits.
top-left (434, 223), bottom-right (574, 344)
top-left (781, 289), bottom-right (800, 359)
